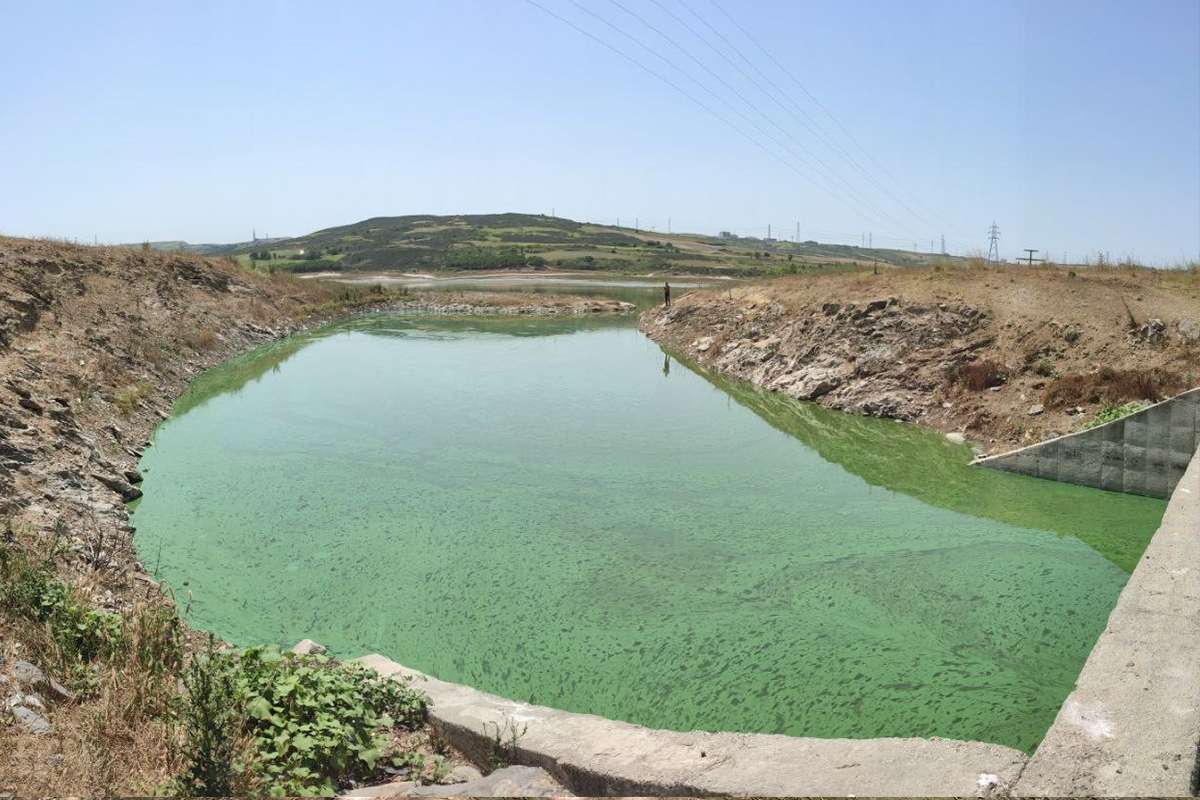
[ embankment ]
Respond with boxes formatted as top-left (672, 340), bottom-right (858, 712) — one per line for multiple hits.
top-left (352, 654), bottom-right (1027, 796)
top-left (639, 266), bottom-right (1199, 452)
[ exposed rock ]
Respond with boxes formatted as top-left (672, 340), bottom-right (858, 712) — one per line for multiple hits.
top-left (46, 677), bottom-right (73, 703)
top-left (1179, 318), bottom-right (1200, 342)
top-left (945, 432), bottom-right (967, 444)
top-left (7, 692), bottom-right (43, 712)
top-left (782, 368), bottom-right (843, 401)
top-left (18, 396), bottom-right (43, 415)
top-left (91, 472), bottom-right (143, 502)
top-left (124, 469), bottom-right (143, 484)
top-left (1028, 404), bottom-right (1045, 416)
top-left (440, 764), bottom-right (483, 784)
top-left (694, 336), bottom-right (714, 352)
top-left (291, 639), bottom-right (327, 656)
top-left (9, 703), bottom-right (52, 735)
top-left (406, 766), bottom-right (570, 797)
top-left (339, 781), bottom-right (416, 799)
top-left (12, 660), bottom-right (46, 689)
top-left (1135, 318), bottom-right (1167, 343)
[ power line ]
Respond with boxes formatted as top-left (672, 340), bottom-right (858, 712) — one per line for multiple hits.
top-left (526, 0), bottom-right (900, 230)
top-left (607, 0), bottom-right (906, 231)
top-left (705, 0), bottom-right (949, 232)
top-left (676, 0), bottom-right (916, 231)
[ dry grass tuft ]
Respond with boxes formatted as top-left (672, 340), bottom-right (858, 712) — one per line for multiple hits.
top-left (183, 328), bottom-right (218, 352)
top-left (950, 359), bottom-right (1008, 391)
top-left (113, 382), bottom-right (153, 416)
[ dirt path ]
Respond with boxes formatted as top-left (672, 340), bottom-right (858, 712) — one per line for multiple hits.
top-left (640, 264), bottom-right (1199, 453)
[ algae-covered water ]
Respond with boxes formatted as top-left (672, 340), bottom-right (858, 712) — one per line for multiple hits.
top-left (131, 312), bottom-right (1166, 753)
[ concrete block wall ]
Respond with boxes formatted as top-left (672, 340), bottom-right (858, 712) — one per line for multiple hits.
top-left (974, 388), bottom-right (1200, 499)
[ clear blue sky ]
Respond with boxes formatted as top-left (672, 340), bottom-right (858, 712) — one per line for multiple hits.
top-left (2, 0), bottom-right (1198, 263)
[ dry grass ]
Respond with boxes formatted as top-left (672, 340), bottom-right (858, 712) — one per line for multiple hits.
top-left (950, 360), bottom-right (1008, 391)
top-left (0, 529), bottom-right (184, 795)
top-left (1042, 367), bottom-right (1187, 410)
top-left (183, 328), bottom-right (218, 352)
top-left (113, 381), bottom-right (153, 416)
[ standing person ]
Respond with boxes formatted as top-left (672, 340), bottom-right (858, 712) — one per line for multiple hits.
top-left (663, 281), bottom-right (671, 308)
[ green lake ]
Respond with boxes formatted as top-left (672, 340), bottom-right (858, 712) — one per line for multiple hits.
top-left (131, 305), bottom-right (1166, 753)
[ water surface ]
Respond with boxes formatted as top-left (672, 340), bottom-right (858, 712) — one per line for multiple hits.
top-left (132, 312), bottom-right (1165, 752)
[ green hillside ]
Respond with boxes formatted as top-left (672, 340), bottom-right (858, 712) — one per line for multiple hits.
top-left (227, 213), bottom-right (946, 276)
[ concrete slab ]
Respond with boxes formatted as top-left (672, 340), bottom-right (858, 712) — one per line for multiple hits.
top-left (406, 765), bottom-right (570, 797)
top-left (1013, 450), bottom-right (1200, 797)
top-left (351, 655), bottom-right (1027, 797)
top-left (975, 387), bottom-right (1200, 499)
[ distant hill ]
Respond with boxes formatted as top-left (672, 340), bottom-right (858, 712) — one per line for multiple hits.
top-left (138, 238), bottom-right (285, 255)
top-left (154, 213), bottom-right (952, 276)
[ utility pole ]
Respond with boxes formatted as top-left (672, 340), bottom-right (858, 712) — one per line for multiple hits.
top-left (767, 224), bottom-right (771, 240)
top-left (635, 217), bottom-right (639, 232)
top-left (1018, 248), bottom-right (1043, 266)
top-left (940, 234), bottom-right (946, 255)
top-left (796, 221), bottom-right (800, 242)
top-left (868, 232), bottom-right (872, 248)
top-left (987, 221), bottom-right (1001, 264)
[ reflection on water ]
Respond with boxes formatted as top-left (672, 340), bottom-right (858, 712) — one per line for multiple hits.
top-left (691, 361), bottom-right (1162, 572)
top-left (135, 314), bottom-right (1165, 754)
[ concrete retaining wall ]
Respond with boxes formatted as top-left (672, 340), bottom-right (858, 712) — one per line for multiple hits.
top-left (352, 654), bottom-right (1027, 797)
top-left (1013, 447), bottom-right (1200, 796)
top-left (973, 388), bottom-right (1200, 499)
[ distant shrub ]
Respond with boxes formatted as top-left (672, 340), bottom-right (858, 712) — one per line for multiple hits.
top-left (288, 259), bottom-right (341, 274)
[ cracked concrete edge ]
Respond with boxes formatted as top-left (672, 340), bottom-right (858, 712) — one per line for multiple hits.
top-left (351, 654), bottom-right (1026, 797)
top-left (973, 387), bottom-right (1200, 499)
top-left (1013, 447), bottom-right (1200, 797)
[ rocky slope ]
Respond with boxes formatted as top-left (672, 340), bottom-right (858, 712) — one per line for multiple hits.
top-left (0, 238), bottom-right (342, 613)
top-left (641, 265), bottom-right (1199, 452)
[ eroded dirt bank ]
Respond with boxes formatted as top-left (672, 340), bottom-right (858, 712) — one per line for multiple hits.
top-left (640, 265), bottom-right (1199, 452)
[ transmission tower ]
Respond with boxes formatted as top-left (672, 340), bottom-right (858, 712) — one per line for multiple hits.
top-left (987, 221), bottom-right (1001, 264)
